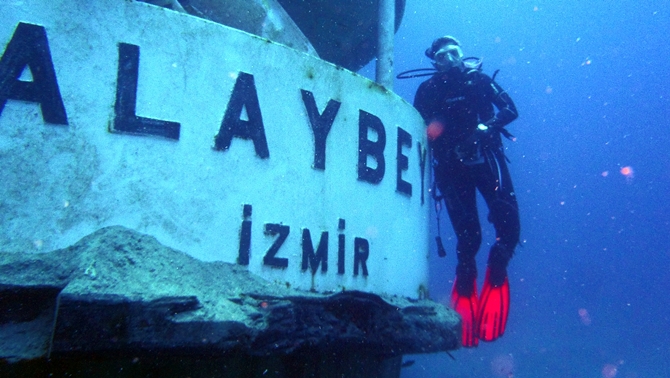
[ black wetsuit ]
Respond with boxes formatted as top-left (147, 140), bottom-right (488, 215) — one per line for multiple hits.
top-left (414, 68), bottom-right (520, 295)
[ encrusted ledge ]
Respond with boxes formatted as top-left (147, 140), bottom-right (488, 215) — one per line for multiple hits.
top-left (0, 226), bottom-right (459, 376)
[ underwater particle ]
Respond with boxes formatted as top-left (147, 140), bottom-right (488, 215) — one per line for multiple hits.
top-left (427, 120), bottom-right (444, 141)
top-left (620, 166), bottom-right (633, 177)
top-left (260, 301), bottom-right (269, 309)
top-left (491, 354), bottom-right (514, 377)
top-left (33, 239), bottom-right (44, 249)
top-left (545, 86), bottom-right (553, 94)
top-left (578, 308), bottom-right (591, 325)
top-left (63, 200), bottom-right (70, 208)
top-left (602, 363), bottom-right (618, 378)
top-left (620, 166), bottom-right (634, 183)
top-left (602, 171), bottom-right (609, 177)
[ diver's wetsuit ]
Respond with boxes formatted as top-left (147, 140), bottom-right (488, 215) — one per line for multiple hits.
top-left (414, 68), bottom-right (520, 296)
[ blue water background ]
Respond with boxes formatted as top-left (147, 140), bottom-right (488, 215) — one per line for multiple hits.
top-left (361, 0), bottom-right (670, 376)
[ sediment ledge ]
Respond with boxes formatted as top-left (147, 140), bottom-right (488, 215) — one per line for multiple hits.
top-left (0, 226), bottom-right (459, 366)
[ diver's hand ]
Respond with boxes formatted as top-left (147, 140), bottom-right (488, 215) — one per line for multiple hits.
top-left (483, 122), bottom-right (517, 141)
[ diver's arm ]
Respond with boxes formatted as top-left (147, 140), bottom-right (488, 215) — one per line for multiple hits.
top-left (413, 84), bottom-right (431, 124)
top-left (484, 80), bottom-right (518, 129)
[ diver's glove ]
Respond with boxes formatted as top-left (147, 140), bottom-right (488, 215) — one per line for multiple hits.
top-left (483, 118), bottom-right (516, 141)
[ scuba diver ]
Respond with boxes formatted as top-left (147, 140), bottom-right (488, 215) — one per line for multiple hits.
top-left (412, 36), bottom-right (520, 347)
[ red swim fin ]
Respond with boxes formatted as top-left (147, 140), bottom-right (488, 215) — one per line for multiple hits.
top-left (451, 279), bottom-right (479, 347)
top-left (477, 267), bottom-right (510, 342)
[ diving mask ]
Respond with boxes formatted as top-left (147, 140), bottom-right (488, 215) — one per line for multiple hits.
top-left (433, 44), bottom-right (464, 72)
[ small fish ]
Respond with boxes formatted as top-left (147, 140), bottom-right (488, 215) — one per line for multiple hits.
top-left (401, 360), bottom-right (415, 368)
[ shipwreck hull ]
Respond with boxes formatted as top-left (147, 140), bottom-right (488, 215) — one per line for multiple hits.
top-left (0, 0), bottom-right (458, 373)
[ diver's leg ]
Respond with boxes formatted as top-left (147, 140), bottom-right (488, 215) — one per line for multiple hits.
top-left (475, 147), bottom-right (520, 281)
top-left (473, 147), bottom-right (520, 342)
top-left (435, 161), bottom-right (481, 347)
top-left (435, 161), bottom-right (482, 293)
